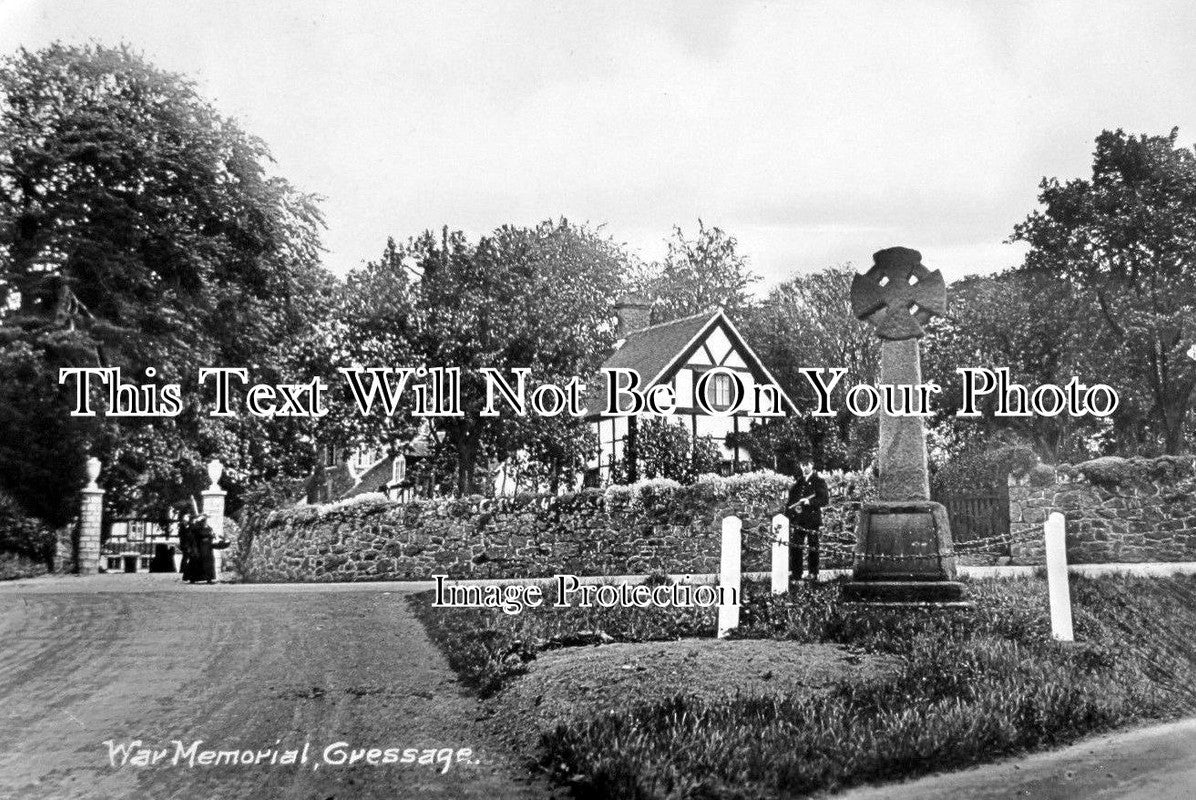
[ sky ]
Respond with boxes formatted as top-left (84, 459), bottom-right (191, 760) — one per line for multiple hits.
top-left (3, 0), bottom-right (1196, 288)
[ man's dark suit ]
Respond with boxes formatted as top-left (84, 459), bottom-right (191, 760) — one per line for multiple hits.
top-left (786, 470), bottom-right (830, 578)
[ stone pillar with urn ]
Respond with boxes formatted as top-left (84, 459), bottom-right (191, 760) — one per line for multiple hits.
top-left (842, 247), bottom-right (966, 604)
top-left (77, 456), bottom-right (104, 575)
top-left (200, 459), bottom-right (227, 580)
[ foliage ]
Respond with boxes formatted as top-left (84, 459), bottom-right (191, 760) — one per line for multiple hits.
top-left (0, 43), bottom-right (331, 523)
top-left (930, 443), bottom-right (1039, 498)
top-left (416, 575), bottom-right (1196, 798)
top-left (1012, 128), bottom-right (1196, 455)
top-left (740, 266), bottom-right (880, 469)
top-left (0, 490), bottom-right (55, 565)
top-left (922, 271), bottom-right (1102, 463)
top-left (642, 221), bottom-right (758, 324)
top-left (631, 418), bottom-right (721, 484)
top-left (500, 414), bottom-right (598, 495)
top-left (730, 414), bottom-right (859, 475)
top-left (1065, 454), bottom-right (1196, 488)
top-left (600, 469), bottom-right (789, 511)
top-left (340, 220), bottom-right (631, 495)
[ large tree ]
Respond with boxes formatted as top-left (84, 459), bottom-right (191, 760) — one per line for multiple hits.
top-left (739, 265), bottom-right (879, 471)
top-left (340, 220), bottom-right (631, 495)
top-left (644, 220), bottom-right (758, 324)
top-left (0, 43), bottom-right (330, 522)
top-left (1012, 128), bottom-right (1196, 454)
top-left (920, 270), bottom-right (1101, 463)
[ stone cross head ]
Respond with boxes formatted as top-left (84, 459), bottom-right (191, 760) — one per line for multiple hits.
top-left (850, 247), bottom-right (947, 340)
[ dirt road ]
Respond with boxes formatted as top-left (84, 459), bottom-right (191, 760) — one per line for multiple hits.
top-left (0, 574), bottom-right (542, 800)
top-left (834, 717), bottom-right (1196, 800)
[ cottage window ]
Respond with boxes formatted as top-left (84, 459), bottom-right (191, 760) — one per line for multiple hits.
top-left (352, 448), bottom-right (377, 472)
top-left (712, 374), bottom-right (732, 408)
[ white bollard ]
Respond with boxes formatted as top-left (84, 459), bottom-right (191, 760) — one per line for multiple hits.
top-left (717, 516), bottom-right (742, 638)
top-left (1044, 511), bottom-right (1074, 642)
top-left (771, 514), bottom-right (789, 595)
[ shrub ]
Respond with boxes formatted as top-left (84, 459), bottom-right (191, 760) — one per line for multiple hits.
top-left (1069, 455), bottom-right (1196, 488)
top-left (0, 490), bottom-right (55, 567)
top-left (932, 443), bottom-right (1038, 496)
top-left (636, 418), bottom-right (725, 484)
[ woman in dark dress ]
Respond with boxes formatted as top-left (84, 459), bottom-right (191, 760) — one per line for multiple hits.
top-left (189, 515), bottom-right (229, 584)
top-left (178, 512), bottom-right (199, 582)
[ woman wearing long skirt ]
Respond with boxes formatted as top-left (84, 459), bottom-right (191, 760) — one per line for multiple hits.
top-left (179, 513), bottom-right (199, 583)
top-left (191, 515), bottom-right (229, 584)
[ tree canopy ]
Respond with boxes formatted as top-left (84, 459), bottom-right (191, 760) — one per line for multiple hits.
top-left (334, 220), bottom-right (631, 495)
top-left (0, 43), bottom-right (331, 523)
top-left (1012, 128), bottom-right (1196, 455)
top-left (641, 220), bottom-right (758, 324)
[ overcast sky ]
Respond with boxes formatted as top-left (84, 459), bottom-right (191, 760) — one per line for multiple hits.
top-left (4, 0), bottom-right (1196, 287)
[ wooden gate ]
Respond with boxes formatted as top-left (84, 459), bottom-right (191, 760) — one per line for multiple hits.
top-left (941, 494), bottom-right (1009, 551)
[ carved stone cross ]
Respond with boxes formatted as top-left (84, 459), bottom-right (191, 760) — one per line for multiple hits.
top-left (851, 246), bottom-right (947, 340)
top-left (843, 246), bottom-right (964, 605)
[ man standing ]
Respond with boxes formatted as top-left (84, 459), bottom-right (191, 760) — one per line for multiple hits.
top-left (786, 459), bottom-right (829, 582)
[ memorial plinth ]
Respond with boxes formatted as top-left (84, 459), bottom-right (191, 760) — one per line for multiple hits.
top-left (842, 247), bottom-right (966, 605)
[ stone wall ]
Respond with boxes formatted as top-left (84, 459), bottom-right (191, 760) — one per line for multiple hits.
top-left (1009, 456), bottom-right (1196, 564)
top-left (242, 473), bottom-right (820, 582)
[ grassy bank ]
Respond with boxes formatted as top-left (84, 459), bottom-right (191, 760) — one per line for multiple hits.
top-left (412, 575), bottom-right (1196, 798)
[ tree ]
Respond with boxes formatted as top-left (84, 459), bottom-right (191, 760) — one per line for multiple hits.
top-left (741, 265), bottom-right (880, 469)
top-left (344, 220), bottom-right (632, 495)
top-left (730, 415), bottom-right (852, 475)
top-left (1012, 128), bottom-right (1196, 454)
top-left (646, 221), bottom-right (758, 323)
top-left (920, 271), bottom-right (1101, 463)
top-left (321, 236), bottom-right (420, 450)
top-left (0, 43), bottom-right (330, 522)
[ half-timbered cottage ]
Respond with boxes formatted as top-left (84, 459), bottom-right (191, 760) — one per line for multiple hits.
top-left (584, 296), bottom-right (795, 484)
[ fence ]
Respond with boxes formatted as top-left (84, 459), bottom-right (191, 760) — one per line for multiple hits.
top-left (941, 494), bottom-right (1010, 555)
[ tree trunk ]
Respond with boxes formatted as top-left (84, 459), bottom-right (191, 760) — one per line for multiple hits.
top-left (454, 425), bottom-right (485, 496)
top-left (1163, 409), bottom-right (1186, 455)
top-left (1159, 385), bottom-right (1191, 455)
top-left (625, 416), bottom-right (639, 484)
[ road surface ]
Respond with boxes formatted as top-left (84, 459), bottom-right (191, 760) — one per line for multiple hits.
top-left (6, 573), bottom-right (1194, 800)
top-left (834, 717), bottom-right (1196, 800)
top-left (0, 574), bottom-right (542, 800)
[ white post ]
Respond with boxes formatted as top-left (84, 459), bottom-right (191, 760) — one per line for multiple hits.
top-left (717, 515), bottom-right (742, 638)
top-left (201, 459), bottom-right (227, 580)
top-left (1044, 511), bottom-right (1074, 642)
top-left (771, 514), bottom-right (789, 595)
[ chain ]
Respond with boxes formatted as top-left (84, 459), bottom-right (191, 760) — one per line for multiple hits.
top-left (740, 521), bottom-right (1044, 562)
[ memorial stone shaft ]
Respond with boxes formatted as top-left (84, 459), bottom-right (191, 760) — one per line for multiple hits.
top-left (844, 246), bottom-right (964, 604)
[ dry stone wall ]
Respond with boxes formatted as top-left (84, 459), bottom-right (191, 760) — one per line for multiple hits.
top-left (1009, 456), bottom-right (1196, 564)
top-left (242, 474), bottom-right (803, 582)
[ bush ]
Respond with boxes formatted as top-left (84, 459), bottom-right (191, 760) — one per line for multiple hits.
top-left (932, 443), bottom-right (1038, 496)
top-left (0, 490), bottom-right (55, 567)
top-left (1069, 455), bottom-right (1195, 488)
top-left (634, 419), bottom-right (724, 484)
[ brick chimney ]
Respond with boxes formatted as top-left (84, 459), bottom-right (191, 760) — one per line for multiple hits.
top-left (614, 293), bottom-right (652, 336)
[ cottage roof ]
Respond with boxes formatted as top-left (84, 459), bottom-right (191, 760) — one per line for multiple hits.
top-left (340, 456), bottom-right (397, 499)
top-left (336, 431), bottom-right (434, 500)
top-left (603, 310), bottom-right (712, 382)
top-left (582, 307), bottom-right (796, 418)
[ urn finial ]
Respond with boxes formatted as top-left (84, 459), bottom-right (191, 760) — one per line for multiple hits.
top-left (85, 456), bottom-right (102, 490)
top-left (206, 459), bottom-right (224, 491)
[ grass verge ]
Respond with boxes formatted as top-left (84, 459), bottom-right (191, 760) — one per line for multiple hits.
top-left (412, 575), bottom-right (1196, 798)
